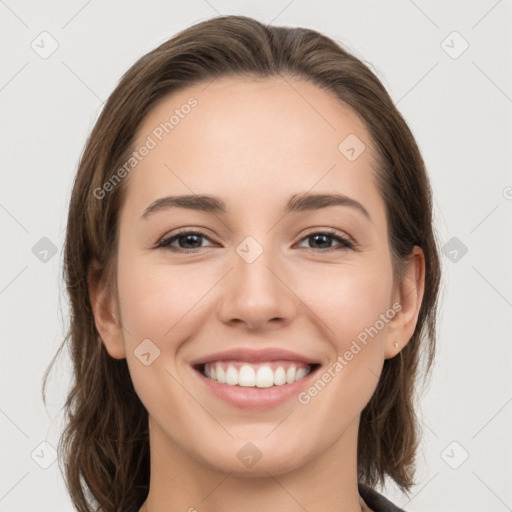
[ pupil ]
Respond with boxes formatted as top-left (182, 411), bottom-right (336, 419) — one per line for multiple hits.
top-left (312, 234), bottom-right (330, 248)
top-left (181, 234), bottom-right (201, 248)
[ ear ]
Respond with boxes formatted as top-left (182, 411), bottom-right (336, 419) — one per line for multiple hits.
top-left (88, 258), bottom-right (126, 359)
top-left (384, 246), bottom-right (425, 359)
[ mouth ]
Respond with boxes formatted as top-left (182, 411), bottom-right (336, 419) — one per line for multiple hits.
top-left (189, 348), bottom-right (322, 409)
top-left (193, 360), bottom-right (321, 388)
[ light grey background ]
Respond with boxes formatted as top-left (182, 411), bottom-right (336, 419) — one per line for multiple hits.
top-left (1, 1), bottom-right (511, 511)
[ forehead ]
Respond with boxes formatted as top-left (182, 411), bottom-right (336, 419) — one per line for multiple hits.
top-left (123, 76), bottom-right (382, 220)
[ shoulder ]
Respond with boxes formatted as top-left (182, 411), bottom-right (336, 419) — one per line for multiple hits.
top-left (358, 482), bottom-right (407, 512)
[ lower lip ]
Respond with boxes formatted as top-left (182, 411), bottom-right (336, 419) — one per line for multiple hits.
top-left (193, 366), bottom-right (320, 409)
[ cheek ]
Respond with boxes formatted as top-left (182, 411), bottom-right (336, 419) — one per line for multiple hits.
top-left (298, 259), bottom-right (394, 350)
top-left (286, 263), bottom-right (395, 448)
top-left (115, 256), bottom-right (211, 423)
top-left (116, 254), bottom-right (214, 343)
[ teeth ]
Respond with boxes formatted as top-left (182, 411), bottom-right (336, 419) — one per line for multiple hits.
top-left (225, 365), bottom-right (239, 385)
top-left (286, 366), bottom-right (296, 384)
top-left (202, 361), bottom-right (313, 388)
top-left (256, 366), bottom-right (274, 388)
top-left (239, 364), bottom-right (255, 387)
top-left (295, 367), bottom-right (308, 380)
top-left (273, 366), bottom-right (287, 386)
top-left (216, 365), bottom-right (226, 384)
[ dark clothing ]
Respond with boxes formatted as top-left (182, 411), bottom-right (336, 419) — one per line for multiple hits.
top-left (359, 482), bottom-right (406, 511)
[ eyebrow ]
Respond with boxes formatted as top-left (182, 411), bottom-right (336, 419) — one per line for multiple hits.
top-left (141, 192), bottom-right (371, 221)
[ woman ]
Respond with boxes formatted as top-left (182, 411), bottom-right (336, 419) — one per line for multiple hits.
top-left (43, 14), bottom-right (441, 512)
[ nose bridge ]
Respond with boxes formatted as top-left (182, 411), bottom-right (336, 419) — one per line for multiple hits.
top-left (238, 236), bottom-right (277, 286)
top-left (234, 233), bottom-right (283, 301)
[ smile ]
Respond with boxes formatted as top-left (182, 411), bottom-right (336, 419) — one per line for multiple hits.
top-left (200, 360), bottom-right (316, 388)
top-left (189, 347), bottom-right (322, 409)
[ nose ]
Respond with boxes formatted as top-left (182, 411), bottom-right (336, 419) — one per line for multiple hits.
top-left (217, 243), bottom-right (298, 331)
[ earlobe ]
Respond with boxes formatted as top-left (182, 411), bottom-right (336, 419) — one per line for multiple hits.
top-left (88, 258), bottom-right (126, 359)
top-left (384, 246), bottom-right (426, 359)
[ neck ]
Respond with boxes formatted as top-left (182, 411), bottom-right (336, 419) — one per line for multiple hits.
top-left (140, 416), bottom-right (369, 512)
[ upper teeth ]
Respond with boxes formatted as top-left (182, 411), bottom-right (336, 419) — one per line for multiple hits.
top-left (203, 362), bottom-right (311, 388)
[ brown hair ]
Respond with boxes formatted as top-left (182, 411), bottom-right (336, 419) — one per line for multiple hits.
top-left (43, 14), bottom-right (442, 512)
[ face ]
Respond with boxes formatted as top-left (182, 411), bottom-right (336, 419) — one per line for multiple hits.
top-left (96, 76), bottom-right (417, 477)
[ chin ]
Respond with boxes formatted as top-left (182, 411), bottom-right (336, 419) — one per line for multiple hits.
top-left (191, 435), bottom-right (316, 477)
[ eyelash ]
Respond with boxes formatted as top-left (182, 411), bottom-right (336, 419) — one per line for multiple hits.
top-left (155, 228), bottom-right (356, 253)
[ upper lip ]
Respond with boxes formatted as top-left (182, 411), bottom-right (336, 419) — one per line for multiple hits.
top-left (190, 348), bottom-right (320, 367)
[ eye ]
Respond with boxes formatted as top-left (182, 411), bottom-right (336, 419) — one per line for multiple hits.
top-left (296, 230), bottom-right (355, 252)
top-left (156, 230), bottom-right (215, 252)
top-left (155, 228), bottom-right (356, 253)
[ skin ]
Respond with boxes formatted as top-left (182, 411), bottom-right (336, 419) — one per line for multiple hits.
top-left (89, 76), bottom-right (425, 512)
